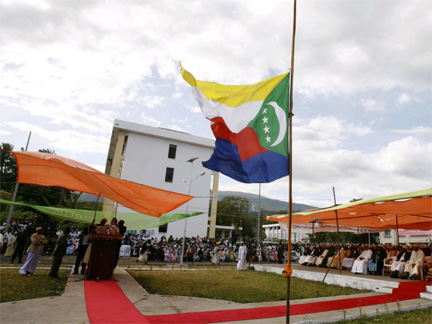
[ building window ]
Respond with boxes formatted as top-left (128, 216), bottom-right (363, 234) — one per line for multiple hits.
top-left (159, 223), bottom-right (168, 233)
top-left (168, 144), bottom-right (177, 159)
top-left (384, 229), bottom-right (391, 236)
top-left (165, 167), bottom-right (174, 182)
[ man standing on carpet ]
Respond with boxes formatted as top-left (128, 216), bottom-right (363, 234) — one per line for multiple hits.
top-left (19, 227), bottom-right (48, 276)
top-left (49, 227), bottom-right (72, 278)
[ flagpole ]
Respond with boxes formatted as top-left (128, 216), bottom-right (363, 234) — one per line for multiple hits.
top-left (257, 183), bottom-right (261, 243)
top-left (5, 131), bottom-right (32, 232)
top-left (285, 0), bottom-right (297, 323)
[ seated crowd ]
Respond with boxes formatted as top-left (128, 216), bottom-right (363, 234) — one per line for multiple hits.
top-left (297, 243), bottom-right (431, 280)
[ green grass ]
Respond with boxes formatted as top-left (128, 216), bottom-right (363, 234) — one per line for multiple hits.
top-left (335, 308), bottom-right (432, 323)
top-left (128, 267), bottom-right (369, 303)
top-left (0, 269), bottom-right (69, 302)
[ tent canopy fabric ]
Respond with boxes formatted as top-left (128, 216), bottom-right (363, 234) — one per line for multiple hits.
top-left (268, 189), bottom-right (432, 231)
top-left (0, 199), bottom-right (201, 231)
top-left (279, 222), bottom-right (379, 234)
top-left (12, 151), bottom-right (193, 217)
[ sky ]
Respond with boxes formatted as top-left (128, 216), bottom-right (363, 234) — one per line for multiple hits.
top-left (1, 0), bottom-right (431, 210)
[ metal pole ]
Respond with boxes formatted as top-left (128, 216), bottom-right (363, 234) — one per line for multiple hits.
top-left (257, 183), bottom-right (261, 243)
top-left (180, 157), bottom-right (199, 266)
top-left (286, 1), bottom-right (297, 323)
top-left (396, 214), bottom-right (400, 246)
top-left (208, 172), bottom-right (219, 238)
top-left (322, 187), bottom-right (341, 283)
top-left (5, 131), bottom-right (32, 231)
top-left (92, 195), bottom-right (101, 224)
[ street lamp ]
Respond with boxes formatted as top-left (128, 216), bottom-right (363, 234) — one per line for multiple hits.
top-left (179, 157), bottom-right (205, 266)
top-left (312, 218), bottom-right (320, 244)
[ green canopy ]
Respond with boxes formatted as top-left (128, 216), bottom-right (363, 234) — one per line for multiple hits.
top-left (0, 199), bottom-right (202, 231)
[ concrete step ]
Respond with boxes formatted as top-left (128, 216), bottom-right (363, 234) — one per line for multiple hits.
top-left (376, 286), bottom-right (394, 294)
top-left (420, 291), bottom-right (432, 300)
top-left (426, 285), bottom-right (432, 293)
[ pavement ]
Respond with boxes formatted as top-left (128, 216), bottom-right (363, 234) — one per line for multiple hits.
top-left (1, 255), bottom-right (432, 324)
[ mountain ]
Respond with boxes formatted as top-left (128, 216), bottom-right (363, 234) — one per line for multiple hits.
top-left (78, 191), bottom-right (316, 215)
top-left (217, 191), bottom-right (317, 214)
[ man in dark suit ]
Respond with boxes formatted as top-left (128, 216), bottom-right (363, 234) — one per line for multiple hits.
top-left (11, 230), bottom-right (28, 264)
top-left (73, 227), bottom-right (90, 275)
top-left (49, 227), bottom-right (71, 278)
top-left (114, 220), bottom-right (127, 268)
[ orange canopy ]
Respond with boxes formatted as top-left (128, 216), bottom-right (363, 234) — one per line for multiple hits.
top-left (268, 189), bottom-right (432, 231)
top-left (12, 151), bottom-right (193, 217)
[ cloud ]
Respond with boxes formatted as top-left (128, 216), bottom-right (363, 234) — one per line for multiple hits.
top-left (294, 115), bottom-right (372, 151)
top-left (217, 120), bottom-right (431, 209)
top-left (6, 121), bottom-right (109, 154)
top-left (361, 99), bottom-right (385, 113)
top-left (393, 126), bottom-right (432, 136)
top-left (2, 0), bottom-right (430, 108)
top-left (396, 93), bottom-right (416, 106)
top-left (141, 95), bottom-right (165, 109)
top-left (1, 0), bottom-right (430, 212)
top-left (140, 114), bottom-right (161, 127)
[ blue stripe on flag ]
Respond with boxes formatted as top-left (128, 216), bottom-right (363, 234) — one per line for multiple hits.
top-left (203, 138), bottom-right (289, 183)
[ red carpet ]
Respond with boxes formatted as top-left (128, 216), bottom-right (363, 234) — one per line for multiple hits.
top-left (85, 278), bottom-right (150, 324)
top-left (85, 278), bottom-right (429, 324)
top-left (146, 281), bottom-right (430, 324)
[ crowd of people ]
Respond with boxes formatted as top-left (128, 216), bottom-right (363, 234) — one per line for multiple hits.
top-left (297, 243), bottom-right (431, 280)
top-left (1, 219), bottom-right (431, 280)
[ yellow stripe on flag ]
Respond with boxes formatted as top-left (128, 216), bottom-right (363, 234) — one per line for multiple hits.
top-left (180, 63), bottom-right (288, 108)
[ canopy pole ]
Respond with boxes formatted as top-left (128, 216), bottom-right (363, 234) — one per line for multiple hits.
top-left (5, 131), bottom-right (32, 232)
top-left (396, 214), bottom-right (400, 245)
top-left (285, 1), bottom-right (297, 323)
top-left (92, 194), bottom-right (101, 225)
top-left (322, 187), bottom-right (341, 283)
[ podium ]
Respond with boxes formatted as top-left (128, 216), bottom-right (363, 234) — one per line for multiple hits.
top-left (86, 233), bottom-right (123, 280)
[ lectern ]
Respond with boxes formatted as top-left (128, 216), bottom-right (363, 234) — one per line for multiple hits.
top-left (86, 233), bottom-right (123, 280)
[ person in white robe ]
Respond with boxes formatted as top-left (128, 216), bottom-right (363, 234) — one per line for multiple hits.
top-left (5, 232), bottom-right (17, 257)
top-left (236, 242), bottom-right (247, 271)
top-left (19, 227), bottom-right (47, 276)
top-left (402, 244), bottom-right (425, 280)
top-left (211, 246), bottom-right (220, 265)
top-left (351, 246), bottom-right (373, 274)
top-left (315, 246), bottom-right (329, 266)
top-left (390, 245), bottom-right (409, 278)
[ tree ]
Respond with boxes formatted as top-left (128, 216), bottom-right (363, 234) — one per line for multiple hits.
top-left (217, 195), bottom-right (251, 236)
top-left (0, 143), bottom-right (17, 193)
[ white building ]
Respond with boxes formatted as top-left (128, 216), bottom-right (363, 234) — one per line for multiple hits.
top-left (103, 119), bottom-right (215, 240)
top-left (379, 229), bottom-right (431, 245)
top-left (263, 224), bottom-right (309, 243)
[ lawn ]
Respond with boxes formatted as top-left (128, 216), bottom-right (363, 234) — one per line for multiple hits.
top-left (0, 269), bottom-right (69, 303)
top-left (128, 267), bottom-right (370, 303)
top-left (335, 308), bottom-right (432, 324)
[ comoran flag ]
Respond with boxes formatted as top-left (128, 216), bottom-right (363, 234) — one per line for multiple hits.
top-left (180, 64), bottom-right (290, 183)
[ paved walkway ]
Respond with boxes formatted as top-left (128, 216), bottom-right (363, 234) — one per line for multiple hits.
top-left (1, 261), bottom-right (431, 324)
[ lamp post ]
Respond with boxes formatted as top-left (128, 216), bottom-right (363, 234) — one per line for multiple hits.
top-left (312, 218), bottom-right (320, 244)
top-left (179, 157), bottom-right (205, 266)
